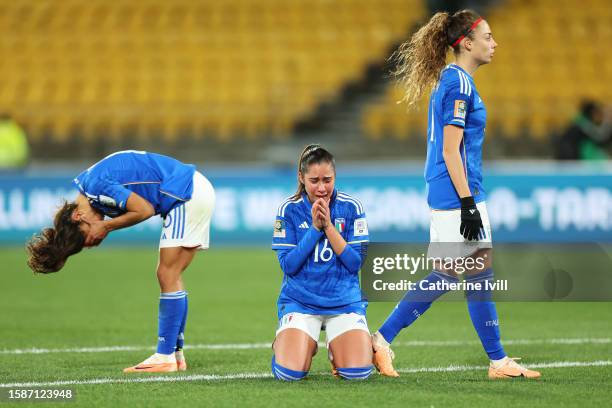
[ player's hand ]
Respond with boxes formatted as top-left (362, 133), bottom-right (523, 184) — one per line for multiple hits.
top-left (317, 199), bottom-right (332, 230)
top-left (460, 196), bottom-right (483, 241)
top-left (311, 200), bottom-right (326, 230)
top-left (82, 215), bottom-right (109, 247)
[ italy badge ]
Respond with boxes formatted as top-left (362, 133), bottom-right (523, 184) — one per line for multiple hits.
top-left (334, 218), bottom-right (345, 233)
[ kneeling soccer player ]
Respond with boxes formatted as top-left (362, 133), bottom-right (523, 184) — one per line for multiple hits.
top-left (271, 144), bottom-right (373, 381)
top-left (27, 150), bottom-right (215, 373)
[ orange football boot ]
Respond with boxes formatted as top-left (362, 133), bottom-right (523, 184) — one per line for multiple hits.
top-left (330, 361), bottom-right (340, 378)
top-left (372, 332), bottom-right (399, 377)
top-left (123, 353), bottom-right (178, 373)
top-left (488, 358), bottom-right (541, 379)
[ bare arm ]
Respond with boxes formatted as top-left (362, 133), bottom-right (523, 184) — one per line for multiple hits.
top-left (323, 223), bottom-right (347, 255)
top-left (443, 125), bottom-right (485, 240)
top-left (84, 192), bottom-right (155, 246)
top-left (442, 124), bottom-right (471, 199)
top-left (104, 192), bottom-right (155, 232)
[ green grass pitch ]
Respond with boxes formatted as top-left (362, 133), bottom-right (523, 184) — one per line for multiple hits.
top-left (0, 247), bottom-right (610, 407)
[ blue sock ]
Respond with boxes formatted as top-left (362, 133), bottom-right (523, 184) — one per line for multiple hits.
top-left (271, 355), bottom-right (308, 381)
top-left (336, 365), bottom-right (374, 380)
top-left (465, 269), bottom-right (506, 360)
top-left (175, 294), bottom-right (188, 351)
top-left (378, 271), bottom-right (459, 343)
top-left (157, 291), bottom-right (187, 355)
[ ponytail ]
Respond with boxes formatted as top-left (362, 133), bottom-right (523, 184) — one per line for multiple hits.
top-left (392, 9), bottom-right (481, 107)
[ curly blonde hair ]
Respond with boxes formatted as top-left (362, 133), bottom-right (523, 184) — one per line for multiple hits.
top-left (392, 9), bottom-right (481, 108)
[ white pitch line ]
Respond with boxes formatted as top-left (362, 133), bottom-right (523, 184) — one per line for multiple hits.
top-left (397, 360), bottom-right (612, 374)
top-left (1, 360), bottom-right (610, 388)
top-left (0, 372), bottom-right (272, 388)
top-left (2, 343), bottom-right (273, 355)
top-left (1, 338), bottom-right (609, 356)
top-left (394, 338), bottom-right (612, 347)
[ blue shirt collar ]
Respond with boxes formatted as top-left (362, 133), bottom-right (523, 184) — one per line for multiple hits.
top-left (448, 63), bottom-right (473, 80)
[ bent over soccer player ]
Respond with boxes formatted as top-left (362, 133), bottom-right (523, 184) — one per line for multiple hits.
top-left (271, 144), bottom-right (373, 381)
top-left (371, 10), bottom-right (540, 379)
top-left (27, 150), bottom-right (215, 373)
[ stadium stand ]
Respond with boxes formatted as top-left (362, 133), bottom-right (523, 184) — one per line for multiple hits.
top-left (0, 0), bottom-right (425, 144)
top-left (362, 0), bottom-right (612, 141)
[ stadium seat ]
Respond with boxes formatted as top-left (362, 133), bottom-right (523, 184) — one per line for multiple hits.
top-left (362, 0), bottom-right (612, 141)
top-left (0, 0), bottom-right (426, 143)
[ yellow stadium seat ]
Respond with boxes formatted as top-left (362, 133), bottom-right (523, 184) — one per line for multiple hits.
top-left (0, 0), bottom-right (427, 142)
top-left (361, 0), bottom-right (611, 141)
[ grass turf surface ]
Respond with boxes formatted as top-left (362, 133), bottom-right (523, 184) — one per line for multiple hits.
top-left (0, 247), bottom-right (611, 407)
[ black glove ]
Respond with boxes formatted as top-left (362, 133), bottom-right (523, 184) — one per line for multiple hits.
top-left (460, 196), bottom-right (483, 241)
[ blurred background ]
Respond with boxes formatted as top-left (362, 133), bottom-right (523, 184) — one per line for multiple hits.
top-left (0, 0), bottom-right (610, 245)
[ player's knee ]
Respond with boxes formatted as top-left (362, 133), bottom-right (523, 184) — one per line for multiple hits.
top-left (336, 365), bottom-right (374, 380)
top-left (271, 355), bottom-right (308, 381)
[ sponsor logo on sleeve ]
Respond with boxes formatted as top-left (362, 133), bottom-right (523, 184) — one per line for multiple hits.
top-left (273, 219), bottom-right (286, 238)
top-left (354, 218), bottom-right (369, 236)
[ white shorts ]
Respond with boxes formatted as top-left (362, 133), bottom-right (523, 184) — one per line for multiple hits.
top-left (428, 201), bottom-right (492, 259)
top-left (275, 312), bottom-right (370, 346)
top-left (159, 171), bottom-right (215, 250)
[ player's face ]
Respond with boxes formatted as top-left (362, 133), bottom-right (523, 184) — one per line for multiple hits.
top-left (470, 20), bottom-right (497, 65)
top-left (300, 161), bottom-right (335, 203)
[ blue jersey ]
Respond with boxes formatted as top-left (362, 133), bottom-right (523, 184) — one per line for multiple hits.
top-left (424, 64), bottom-right (487, 210)
top-left (272, 190), bottom-right (369, 318)
top-left (73, 150), bottom-right (196, 218)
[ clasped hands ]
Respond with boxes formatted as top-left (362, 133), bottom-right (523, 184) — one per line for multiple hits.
top-left (311, 198), bottom-right (332, 231)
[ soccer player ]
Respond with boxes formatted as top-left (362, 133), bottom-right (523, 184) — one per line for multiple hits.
top-left (371, 10), bottom-right (541, 379)
top-left (271, 144), bottom-right (373, 381)
top-left (26, 150), bottom-right (215, 373)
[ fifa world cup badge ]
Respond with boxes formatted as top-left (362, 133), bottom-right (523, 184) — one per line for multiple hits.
top-left (334, 218), bottom-right (345, 233)
top-left (454, 100), bottom-right (467, 119)
top-left (273, 219), bottom-right (286, 238)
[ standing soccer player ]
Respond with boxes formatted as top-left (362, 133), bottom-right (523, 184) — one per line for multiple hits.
top-left (27, 150), bottom-right (215, 373)
top-left (271, 144), bottom-right (373, 381)
top-left (371, 10), bottom-right (541, 379)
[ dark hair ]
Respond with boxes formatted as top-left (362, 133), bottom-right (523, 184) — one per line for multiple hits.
top-left (26, 201), bottom-right (85, 274)
top-left (392, 9), bottom-right (482, 107)
top-left (580, 100), bottom-right (602, 121)
top-left (291, 144), bottom-right (336, 200)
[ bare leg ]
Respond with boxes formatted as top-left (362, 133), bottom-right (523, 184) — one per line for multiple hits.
top-left (328, 329), bottom-right (373, 368)
top-left (157, 247), bottom-right (197, 292)
top-left (273, 329), bottom-right (317, 372)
